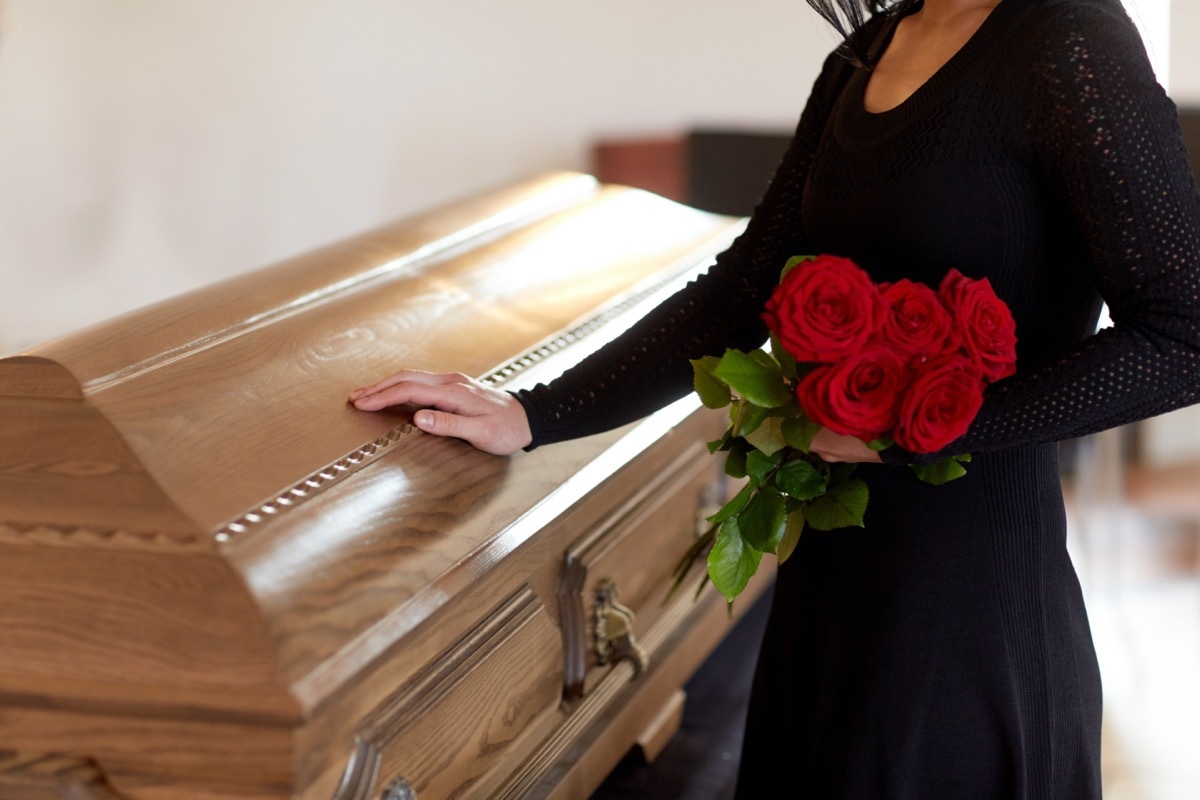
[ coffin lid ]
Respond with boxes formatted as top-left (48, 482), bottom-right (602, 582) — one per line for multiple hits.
top-left (0, 172), bottom-right (745, 722)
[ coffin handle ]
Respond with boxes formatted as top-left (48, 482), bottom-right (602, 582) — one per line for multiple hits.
top-left (380, 776), bottom-right (416, 800)
top-left (592, 579), bottom-right (648, 675)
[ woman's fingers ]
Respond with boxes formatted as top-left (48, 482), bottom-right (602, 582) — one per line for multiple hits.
top-left (408, 405), bottom-right (525, 455)
top-left (348, 370), bottom-right (532, 455)
top-left (348, 369), bottom-right (468, 402)
top-left (809, 427), bottom-right (882, 464)
top-left (350, 378), bottom-right (476, 413)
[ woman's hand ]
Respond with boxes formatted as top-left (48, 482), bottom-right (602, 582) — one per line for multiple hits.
top-left (348, 369), bottom-right (532, 456)
top-left (809, 427), bottom-right (883, 464)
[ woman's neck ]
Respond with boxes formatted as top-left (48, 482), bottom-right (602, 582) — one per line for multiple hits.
top-left (862, 0), bottom-right (1002, 112)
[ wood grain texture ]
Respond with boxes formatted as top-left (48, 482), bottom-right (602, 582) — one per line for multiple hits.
top-left (539, 561), bottom-right (774, 800)
top-left (25, 178), bottom-right (738, 534)
top-left (0, 709), bottom-right (295, 796)
top-left (23, 173), bottom-right (601, 393)
top-left (285, 407), bottom-right (732, 797)
top-left (0, 544), bottom-right (292, 707)
top-left (0, 396), bottom-right (198, 535)
top-left (0, 357), bottom-right (83, 399)
top-left (0, 752), bottom-right (131, 800)
top-left (0, 172), bottom-right (752, 798)
top-left (350, 588), bottom-right (564, 800)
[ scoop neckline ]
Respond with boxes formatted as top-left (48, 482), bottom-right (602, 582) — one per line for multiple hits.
top-left (840, 0), bottom-right (1019, 139)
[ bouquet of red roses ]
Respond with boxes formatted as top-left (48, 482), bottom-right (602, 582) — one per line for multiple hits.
top-left (675, 254), bottom-right (1017, 604)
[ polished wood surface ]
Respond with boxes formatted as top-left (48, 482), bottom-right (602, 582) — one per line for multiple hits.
top-left (0, 172), bottom-right (766, 799)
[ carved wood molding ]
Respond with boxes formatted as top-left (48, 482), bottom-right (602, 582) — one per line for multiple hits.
top-left (491, 581), bottom-right (712, 800)
top-left (331, 587), bottom-right (545, 800)
top-left (213, 423), bottom-right (418, 543)
top-left (556, 440), bottom-right (711, 701)
top-left (0, 521), bottom-right (206, 552)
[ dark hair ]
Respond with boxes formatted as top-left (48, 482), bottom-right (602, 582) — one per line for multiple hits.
top-left (806, 0), bottom-right (915, 68)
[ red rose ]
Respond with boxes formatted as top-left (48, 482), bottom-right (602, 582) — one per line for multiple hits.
top-left (877, 279), bottom-right (959, 363)
top-left (762, 254), bottom-right (884, 363)
top-left (796, 346), bottom-right (911, 441)
top-left (894, 355), bottom-right (985, 454)
top-left (938, 269), bottom-right (1018, 382)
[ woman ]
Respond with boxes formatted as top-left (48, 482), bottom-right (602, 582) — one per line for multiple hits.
top-left (350, 0), bottom-right (1200, 796)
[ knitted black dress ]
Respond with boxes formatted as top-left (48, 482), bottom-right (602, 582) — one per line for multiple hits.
top-left (515, 0), bottom-right (1200, 797)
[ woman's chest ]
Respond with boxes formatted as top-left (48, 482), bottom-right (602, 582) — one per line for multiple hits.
top-left (801, 80), bottom-right (1042, 289)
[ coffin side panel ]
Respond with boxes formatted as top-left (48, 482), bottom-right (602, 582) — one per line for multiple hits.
top-left (333, 588), bottom-right (564, 800)
top-left (0, 541), bottom-right (292, 715)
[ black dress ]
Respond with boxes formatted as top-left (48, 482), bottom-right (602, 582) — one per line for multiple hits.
top-left (515, 0), bottom-right (1200, 797)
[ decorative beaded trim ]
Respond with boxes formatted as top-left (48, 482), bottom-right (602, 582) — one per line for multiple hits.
top-left (212, 424), bottom-right (416, 543)
top-left (0, 521), bottom-right (206, 551)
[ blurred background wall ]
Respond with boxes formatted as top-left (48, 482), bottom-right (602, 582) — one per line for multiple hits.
top-left (0, 0), bottom-right (833, 352)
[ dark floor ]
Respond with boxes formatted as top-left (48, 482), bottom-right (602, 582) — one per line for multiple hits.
top-left (590, 584), bottom-right (774, 800)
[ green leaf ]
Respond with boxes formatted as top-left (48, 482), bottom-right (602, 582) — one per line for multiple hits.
top-left (707, 428), bottom-right (732, 454)
top-left (690, 356), bottom-right (731, 409)
top-left (777, 510), bottom-right (806, 563)
top-left (867, 435), bottom-right (895, 451)
top-left (744, 415), bottom-right (788, 456)
top-left (745, 448), bottom-right (782, 485)
top-left (774, 458), bottom-right (827, 501)
top-left (707, 483), bottom-right (752, 524)
top-left (781, 415), bottom-right (821, 453)
top-left (804, 478), bottom-right (869, 530)
top-left (733, 399), bottom-right (772, 438)
top-left (911, 455), bottom-right (970, 486)
top-left (723, 446), bottom-right (748, 478)
top-left (737, 486), bottom-right (787, 552)
top-left (780, 254), bottom-right (817, 280)
top-left (750, 348), bottom-right (781, 370)
top-left (711, 349), bottom-right (791, 408)
top-left (769, 332), bottom-right (798, 380)
top-left (707, 517), bottom-right (763, 603)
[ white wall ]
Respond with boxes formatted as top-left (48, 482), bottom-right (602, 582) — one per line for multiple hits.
top-left (0, 0), bottom-right (831, 352)
top-left (1123, 0), bottom-right (1170, 84)
top-left (1170, 0), bottom-right (1200, 104)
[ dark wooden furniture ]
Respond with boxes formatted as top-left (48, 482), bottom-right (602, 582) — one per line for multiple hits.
top-left (593, 128), bottom-right (792, 216)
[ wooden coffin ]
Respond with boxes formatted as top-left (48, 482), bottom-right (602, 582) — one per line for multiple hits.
top-left (0, 172), bottom-right (774, 800)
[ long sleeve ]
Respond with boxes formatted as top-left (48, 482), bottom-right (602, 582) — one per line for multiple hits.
top-left (897, 1), bottom-right (1200, 464)
top-left (515, 48), bottom-right (859, 449)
